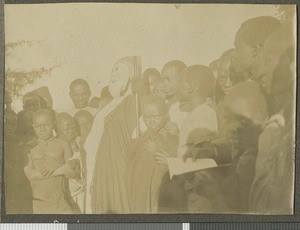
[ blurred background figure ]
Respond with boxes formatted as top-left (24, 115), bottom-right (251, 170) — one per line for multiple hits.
top-left (5, 105), bottom-right (33, 214)
top-left (142, 68), bottom-right (161, 96)
top-left (31, 86), bottom-right (53, 109)
top-left (20, 92), bottom-right (45, 113)
top-left (88, 85), bottom-right (113, 110)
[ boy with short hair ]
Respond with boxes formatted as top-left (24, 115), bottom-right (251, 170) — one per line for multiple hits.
top-left (125, 95), bottom-right (178, 213)
top-left (56, 112), bottom-right (85, 213)
top-left (67, 78), bottom-right (97, 116)
top-left (24, 109), bottom-right (79, 214)
top-left (74, 110), bottom-right (94, 146)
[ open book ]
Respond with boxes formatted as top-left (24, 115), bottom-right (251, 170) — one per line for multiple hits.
top-left (167, 157), bottom-right (218, 179)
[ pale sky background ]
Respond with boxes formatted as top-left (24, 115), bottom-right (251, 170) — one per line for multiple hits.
top-left (5, 3), bottom-right (281, 112)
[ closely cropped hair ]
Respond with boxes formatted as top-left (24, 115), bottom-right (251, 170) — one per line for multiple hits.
top-left (235, 16), bottom-right (281, 46)
top-left (141, 95), bottom-right (168, 115)
top-left (33, 108), bottom-right (56, 124)
top-left (69, 78), bottom-right (90, 92)
top-left (143, 68), bottom-right (161, 79)
top-left (162, 60), bottom-right (187, 74)
top-left (181, 65), bottom-right (215, 98)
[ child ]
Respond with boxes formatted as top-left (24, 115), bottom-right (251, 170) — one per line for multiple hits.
top-left (67, 79), bottom-right (97, 116)
top-left (74, 110), bottom-right (94, 146)
top-left (56, 112), bottom-right (84, 213)
top-left (125, 95), bottom-right (178, 213)
top-left (23, 109), bottom-right (79, 214)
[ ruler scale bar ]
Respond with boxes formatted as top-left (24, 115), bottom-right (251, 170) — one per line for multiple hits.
top-left (0, 224), bottom-right (67, 230)
top-left (1, 223), bottom-right (300, 230)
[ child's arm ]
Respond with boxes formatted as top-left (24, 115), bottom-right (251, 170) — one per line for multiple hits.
top-left (24, 154), bottom-right (50, 181)
top-left (51, 141), bottom-right (80, 179)
top-left (52, 163), bottom-right (80, 179)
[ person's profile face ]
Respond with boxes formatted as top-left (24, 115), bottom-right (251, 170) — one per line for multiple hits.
top-left (32, 114), bottom-right (53, 141)
top-left (142, 104), bottom-right (168, 132)
top-left (109, 62), bottom-right (131, 98)
top-left (23, 97), bottom-right (41, 112)
top-left (217, 60), bottom-right (233, 94)
top-left (147, 75), bottom-right (160, 95)
top-left (175, 77), bottom-right (190, 102)
top-left (57, 119), bottom-right (78, 142)
top-left (232, 36), bottom-right (255, 75)
top-left (161, 66), bottom-right (180, 97)
top-left (70, 85), bottom-right (90, 109)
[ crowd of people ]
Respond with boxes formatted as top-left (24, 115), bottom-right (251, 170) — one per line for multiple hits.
top-left (4, 15), bottom-right (295, 215)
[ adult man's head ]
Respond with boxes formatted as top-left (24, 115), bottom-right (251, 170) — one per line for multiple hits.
top-left (161, 60), bottom-right (187, 99)
top-left (142, 68), bottom-right (161, 95)
top-left (232, 16), bottom-right (281, 77)
top-left (69, 79), bottom-right (91, 109)
top-left (109, 56), bottom-right (136, 99)
top-left (141, 95), bottom-right (169, 132)
top-left (56, 112), bottom-right (78, 142)
top-left (176, 65), bottom-right (215, 103)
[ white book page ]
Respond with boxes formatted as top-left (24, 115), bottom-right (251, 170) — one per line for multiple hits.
top-left (167, 158), bottom-right (218, 179)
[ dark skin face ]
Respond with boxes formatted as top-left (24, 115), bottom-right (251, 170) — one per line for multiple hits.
top-left (57, 118), bottom-right (78, 142)
top-left (232, 35), bottom-right (258, 76)
top-left (32, 114), bottom-right (54, 141)
top-left (142, 104), bottom-right (168, 132)
top-left (23, 97), bottom-right (42, 112)
top-left (69, 85), bottom-right (91, 109)
top-left (75, 115), bottom-right (93, 138)
top-left (143, 74), bottom-right (161, 95)
top-left (161, 66), bottom-right (181, 98)
top-left (176, 76), bottom-right (193, 102)
top-left (217, 56), bottom-right (233, 94)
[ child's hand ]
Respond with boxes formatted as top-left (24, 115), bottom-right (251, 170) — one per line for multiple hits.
top-left (165, 121), bottom-right (179, 136)
top-left (182, 147), bottom-right (216, 162)
top-left (68, 159), bottom-right (81, 171)
top-left (39, 166), bottom-right (56, 177)
top-left (153, 150), bottom-right (168, 166)
top-left (144, 139), bottom-right (157, 153)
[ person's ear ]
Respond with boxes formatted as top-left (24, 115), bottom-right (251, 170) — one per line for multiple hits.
top-left (251, 44), bottom-right (263, 58)
top-left (186, 82), bottom-right (195, 94)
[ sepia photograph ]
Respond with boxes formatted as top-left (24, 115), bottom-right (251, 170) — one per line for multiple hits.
top-left (3, 3), bottom-right (296, 215)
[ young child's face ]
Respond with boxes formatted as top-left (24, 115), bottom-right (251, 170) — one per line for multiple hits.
top-left (32, 114), bottom-right (53, 141)
top-left (76, 116), bottom-right (92, 138)
top-left (143, 104), bottom-right (168, 131)
top-left (57, 119), bottom-right (78, 142)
